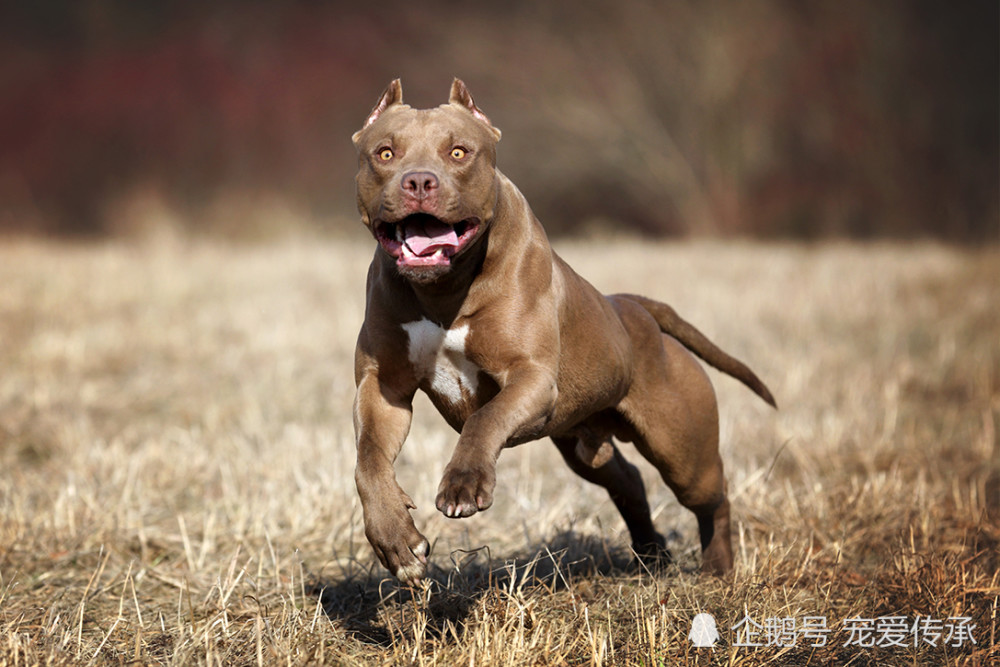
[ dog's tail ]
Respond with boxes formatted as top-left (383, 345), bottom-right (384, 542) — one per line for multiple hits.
top-left (621, 293), bottom-right (777, 408)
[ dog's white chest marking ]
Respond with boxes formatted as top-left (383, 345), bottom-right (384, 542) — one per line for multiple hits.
top-left (402, 318), bottom-right (479, 404)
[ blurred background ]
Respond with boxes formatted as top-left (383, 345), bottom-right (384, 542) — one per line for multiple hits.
top-left (0, 0), bottom-right (996, 241)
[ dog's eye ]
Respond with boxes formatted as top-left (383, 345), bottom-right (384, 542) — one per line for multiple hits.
top-left (378, 148), bottom-right (393, 161)
top-left (450, 147), bottom-right (467, 160)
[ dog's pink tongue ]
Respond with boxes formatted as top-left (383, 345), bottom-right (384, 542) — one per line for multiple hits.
top-left (404, 219), bottom-right (459, 255)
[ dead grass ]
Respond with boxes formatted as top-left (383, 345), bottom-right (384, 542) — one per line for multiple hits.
top-left (0, 236), bottom-right (996, 666)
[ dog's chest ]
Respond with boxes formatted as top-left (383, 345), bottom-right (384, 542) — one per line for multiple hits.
top-left (401, 318), bottom-right (480, 405)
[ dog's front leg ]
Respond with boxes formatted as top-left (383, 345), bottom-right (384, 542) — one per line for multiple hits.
top-left (353, 372), bottom-right (429, 583)
top-left (436, 361), bottom-right (558, 518)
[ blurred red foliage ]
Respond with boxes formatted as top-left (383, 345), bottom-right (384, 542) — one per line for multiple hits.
top-left (0, 1), bottom-right (995, 239)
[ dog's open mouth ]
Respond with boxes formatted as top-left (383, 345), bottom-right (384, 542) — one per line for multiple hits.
top-left (375, 214), bottom-right (480, 269)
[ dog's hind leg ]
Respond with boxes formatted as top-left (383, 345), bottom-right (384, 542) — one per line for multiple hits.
top-left (618, 332), bottom-right (734, 575)
top-left (551, 436), bottom-right (668, 561)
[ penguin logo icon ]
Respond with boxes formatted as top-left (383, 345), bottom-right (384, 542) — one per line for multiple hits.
top-left (689, 613), bottom-right (720, 647)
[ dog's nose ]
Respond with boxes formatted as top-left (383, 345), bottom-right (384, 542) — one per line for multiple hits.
top-left (401, 171), bottom-right (439, 199)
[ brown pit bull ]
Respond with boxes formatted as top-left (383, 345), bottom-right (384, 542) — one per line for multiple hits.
top-left (351, 79), bottom-right (776, 583)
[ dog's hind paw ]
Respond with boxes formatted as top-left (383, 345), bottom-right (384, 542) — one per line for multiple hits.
top-left (629, 539), bottom-right (674, 573)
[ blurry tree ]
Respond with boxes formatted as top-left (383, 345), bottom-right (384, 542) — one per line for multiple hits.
top-left (0, 0), bottom-right (995, 240)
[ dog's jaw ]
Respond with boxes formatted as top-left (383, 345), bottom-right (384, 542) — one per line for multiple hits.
top-left (374, 214), bottom-right (482, 282)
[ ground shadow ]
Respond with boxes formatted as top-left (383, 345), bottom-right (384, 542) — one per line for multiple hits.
top-left (309, 530), bottom-right (687, 647)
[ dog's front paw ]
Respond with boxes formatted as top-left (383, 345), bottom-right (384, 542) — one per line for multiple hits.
top-left (393, 539), bottom-right (430, 584)
top-left (363, 508), bottom-right (431, 584)
top-left (435, 462), bottom-right (495, 518)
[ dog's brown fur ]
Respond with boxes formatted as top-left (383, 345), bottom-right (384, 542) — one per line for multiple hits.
top-left (352, 79), bottom-right (775, 583)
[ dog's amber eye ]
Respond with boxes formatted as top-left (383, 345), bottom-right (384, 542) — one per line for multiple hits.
top-left (450, 147), bottom-right (467, 160)
top-left (378, 148), bottom-right (393, 161)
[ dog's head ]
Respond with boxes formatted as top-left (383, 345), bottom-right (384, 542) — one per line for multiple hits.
top-left (352, 79), bottom-right (502, 284)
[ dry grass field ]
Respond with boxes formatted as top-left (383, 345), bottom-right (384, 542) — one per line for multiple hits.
top-left (0, 237), bottom-right (996, 666)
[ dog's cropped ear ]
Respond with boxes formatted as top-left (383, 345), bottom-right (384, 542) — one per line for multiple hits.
top-left (449, 78), bottom-right (502, 141)
top-left (353, 79), bottom-right (403, 144)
